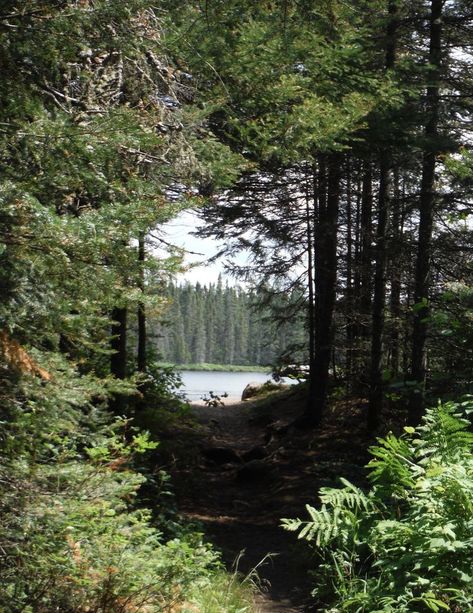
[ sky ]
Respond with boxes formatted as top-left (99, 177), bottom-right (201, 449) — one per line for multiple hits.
top-left (162, 211), bottom-right (241, 285)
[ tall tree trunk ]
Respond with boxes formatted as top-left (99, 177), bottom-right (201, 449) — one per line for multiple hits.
top-left (352, 168), bottom-right (362, 371)
top-left (368, 162), bottom-right (390, 429)
top-left (305, 164), bottom-right (317, 412)
top-left (345, 156), bottom-right (354, 388)
top-left (137, 233), bottom-right (147, 372)
top-left (110, 307), bottom-right (127, 380)
top-left (355, 161), bottom-right (373, 386)
top-left (389, 168), bottom-right (402, 376)
top-left (306, 152), bottom-right (342, 425)
top-left (368, 0), bottom-right (398, 429)
top-left (409, 0), bottom-right (443, 424)
top-left (403, 281), bottom-right (412, 376)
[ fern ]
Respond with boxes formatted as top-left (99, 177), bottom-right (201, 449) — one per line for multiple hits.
top-left (320, 477), bottom-right (372, 511)
top-left (283, 399), bottom-right (473, 612)
top-left (367, 433), bottom-right (417, 493)
top-left (416, 401), bottom-right (473, 463)
top-left (282, 479), bottom-right (377, 548)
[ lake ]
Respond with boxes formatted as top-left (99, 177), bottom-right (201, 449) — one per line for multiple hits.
top-left (178, 370), bottom-right (292, 402)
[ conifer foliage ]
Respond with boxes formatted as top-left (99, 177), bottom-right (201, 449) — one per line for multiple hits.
top-left (1, 0), bottom-right (473, 610)
top-left (156, 280), bottom-right (305, 366)
top-left (0, 2), bottom-right (251, 611)
top-left (164, 0), bottom-right (473, 426)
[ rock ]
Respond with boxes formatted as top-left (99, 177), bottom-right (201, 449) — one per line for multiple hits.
top-left (201, 446), bottom-right (241, 465)
top-left (241, 382), bottom-right (265, 401)
top-left (264, 420), bottom-right (291, 445)
top-left (242, 380), bottom-right (288, 401)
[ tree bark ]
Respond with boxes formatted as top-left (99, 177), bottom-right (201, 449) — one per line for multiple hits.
top-left (305, 164), bottom-right (317, 413)
top-left (345, 156), bottom-right (355, 387)
top-left (368, 161), bottom-right (390, 429)
top-left (409, 0), bottom-right (443, 424)
top-left (354, 161), bottom-right (373, 386)
top-left (137, 233), bottom-right (147, 372)
top-left (352, 168), bottom-right (362, 378)
top-left (368, 0), bottom-right (398, 429)
top-left (389, 168), bottom-right (402, 376)
top-left (306, 152), bottom-right (342, 424)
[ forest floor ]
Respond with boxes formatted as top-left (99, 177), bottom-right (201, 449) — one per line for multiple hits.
top-left (158, 386), bottom-right (374, 612)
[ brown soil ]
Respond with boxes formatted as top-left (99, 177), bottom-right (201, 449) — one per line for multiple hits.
top-left (161, 387), bottom-right (372, 612)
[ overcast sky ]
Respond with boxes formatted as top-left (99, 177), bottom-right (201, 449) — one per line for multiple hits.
top-left (162, 211), bottom-right (239, 285)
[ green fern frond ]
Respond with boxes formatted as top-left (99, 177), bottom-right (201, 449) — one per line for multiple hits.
top-left (320, 478), bottom-right (372, 512)
top-left (283, 399), bottom-right (473, 612)
top-left (416, 401), bottom-right (473, 463)
top-left (281, 484), bottom-right (372, 548)
top-left (368, 433), bottom-right (416, 491)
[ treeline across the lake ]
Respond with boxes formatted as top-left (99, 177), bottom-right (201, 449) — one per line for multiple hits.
top-left (153, 279), bottom-right (305, 366)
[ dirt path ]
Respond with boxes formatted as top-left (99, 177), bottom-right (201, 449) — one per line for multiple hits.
top-left (164, 389), bottom-right (370, 612)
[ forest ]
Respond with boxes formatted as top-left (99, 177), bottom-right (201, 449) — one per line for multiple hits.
top-left (155, 281), bottom-right (305, 366)
top-left (0, 1), bottom-right (472, 612)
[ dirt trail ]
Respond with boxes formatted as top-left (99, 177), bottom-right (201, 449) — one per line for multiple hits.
top-left (165, 389), bottom-right (370, 612)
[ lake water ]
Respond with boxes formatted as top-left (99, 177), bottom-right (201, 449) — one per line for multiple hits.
top-left (178, 370), bottom-right (290, 401)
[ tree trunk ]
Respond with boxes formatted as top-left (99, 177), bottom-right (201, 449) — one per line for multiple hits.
top-left (306, 152), bottom-right (342, 425)
top-left (368, 0), bottom-right (398, 429)
top-left (345, 156), bottom-right (355, 388)
top-left (137, 233), bottom-right (147, 372)
top-left (354, 161), bottom-right (373, 387)
top-left (352, 168), bottom-right (362, 381)
top-left (389, 168), bottom-right (402, 376)
top-left (368, 161), bottom-right (390, 429)
top-left (305, 164), bottom-right (317, 412)
top-left (409, 0), bottom-right (443, 424)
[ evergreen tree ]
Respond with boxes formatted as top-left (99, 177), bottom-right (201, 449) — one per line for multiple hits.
top-left (0, 2), bottom-right (250, 609)
top-left (154, 281), bottom-right (305, 366)
top-left (164, 0), bottom-right (473, 427)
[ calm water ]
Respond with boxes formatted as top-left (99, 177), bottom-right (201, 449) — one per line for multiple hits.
top-left (178, 370), bottom-right (289, 401)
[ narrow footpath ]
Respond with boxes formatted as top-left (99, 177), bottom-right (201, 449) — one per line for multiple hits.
top-left (164, 388), bottom-right (370, 612)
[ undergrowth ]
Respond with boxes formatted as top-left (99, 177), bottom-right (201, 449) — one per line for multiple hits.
top-left (283, 399), bottom-right (473, 612)
top-left (0, 357), bottom-right (256, 612)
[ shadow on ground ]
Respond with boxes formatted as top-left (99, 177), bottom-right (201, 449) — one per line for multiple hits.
top-left (158, 386), bottom-right (372, 612)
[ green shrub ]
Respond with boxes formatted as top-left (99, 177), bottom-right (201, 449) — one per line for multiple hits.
top-left (282, 399), bottom-right (473, 612)
top-left (0, 459), bottom-right (220, 612)
top-left (134, 362), bottom-right (191, 432)
top-left (0, 359), bottom-right (255, 612)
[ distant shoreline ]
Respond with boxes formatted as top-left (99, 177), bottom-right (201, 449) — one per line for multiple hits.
top-left (157, 362), bottom-right (271, 373)
top-left (189, 395), bottom-right (243, 407)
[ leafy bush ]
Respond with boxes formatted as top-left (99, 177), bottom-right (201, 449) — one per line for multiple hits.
top-left (0, 358), bottom-right (254, 613)
top-left (0, 457), bottom-right (220, 612)
top-left (282, 399), bottom-right (473, 612)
